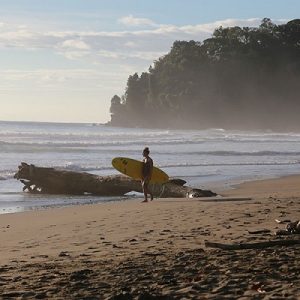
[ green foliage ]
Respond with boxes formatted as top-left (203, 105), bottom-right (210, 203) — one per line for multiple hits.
top-left (109, 19), bottom-right (300, 130)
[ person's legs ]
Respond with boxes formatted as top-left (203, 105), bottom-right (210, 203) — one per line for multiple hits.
top-left (142, 180), bottom-right (148, 202)
top-left (145, 183), bottom-right (153, 201)
top-left (142, 180), bottom-right (153, 202)
top-left (149, 188), bottom-right (153, 201)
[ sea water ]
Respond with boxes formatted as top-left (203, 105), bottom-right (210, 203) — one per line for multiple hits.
top-left (1, 120), bottom-right (300, 214)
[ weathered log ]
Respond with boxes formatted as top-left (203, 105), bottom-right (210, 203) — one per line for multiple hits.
top-left (14, 162), bottom-right (216, 198)
top-left (205, 239), bottom-right (300, 250)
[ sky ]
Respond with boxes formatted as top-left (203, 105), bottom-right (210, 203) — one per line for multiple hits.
top-left (0, 0), bottom-right (298, 123)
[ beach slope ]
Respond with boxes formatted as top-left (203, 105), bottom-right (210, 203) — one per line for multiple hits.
top-left (0, 176), bottom-right (299, 299)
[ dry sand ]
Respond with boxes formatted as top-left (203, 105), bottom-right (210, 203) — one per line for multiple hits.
top-left (0, 176), bottom-right (299, 299)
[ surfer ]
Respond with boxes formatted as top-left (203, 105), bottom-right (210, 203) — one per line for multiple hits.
top-left (141, 147), bottom-right (154, 202)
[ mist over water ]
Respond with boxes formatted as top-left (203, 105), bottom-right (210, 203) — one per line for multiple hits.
top-left (1, 121), bottom-right (300, 214)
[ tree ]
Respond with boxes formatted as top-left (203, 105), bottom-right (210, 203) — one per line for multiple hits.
top-left (108, 19), bottom-right (300, 130)
top-left (110, 95), bottom-right (122, 115)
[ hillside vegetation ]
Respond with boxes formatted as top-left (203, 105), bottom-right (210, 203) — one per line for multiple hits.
top-left (108, 19), bottom-right (300, 130)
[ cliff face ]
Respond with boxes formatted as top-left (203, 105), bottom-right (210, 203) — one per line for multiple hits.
top-left (108, 19), bottom-right (300, 131)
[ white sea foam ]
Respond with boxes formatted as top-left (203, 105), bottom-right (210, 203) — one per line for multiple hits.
top-left (0, 171), bottom-right (14, 180)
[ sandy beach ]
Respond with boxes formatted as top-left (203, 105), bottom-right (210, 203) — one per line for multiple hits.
top-left (0, 176), bottom-right (299, 299)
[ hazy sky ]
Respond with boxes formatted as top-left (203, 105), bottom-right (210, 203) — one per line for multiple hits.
top-left (0, 0), bottom-right (298, 123)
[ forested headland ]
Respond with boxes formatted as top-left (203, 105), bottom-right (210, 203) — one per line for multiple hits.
top-left (108, 19), bottom-right (300, 130)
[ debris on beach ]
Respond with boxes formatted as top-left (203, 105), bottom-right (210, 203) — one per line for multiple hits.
top-left (14, 162), bottom-right (216, 198)
top-left (275, 220), bottom-right (300, 235)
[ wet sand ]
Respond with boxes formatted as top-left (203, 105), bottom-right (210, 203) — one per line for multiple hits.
top-left (0, 176), bottom-right (299, 299)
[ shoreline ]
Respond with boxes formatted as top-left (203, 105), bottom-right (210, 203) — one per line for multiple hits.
top-left (0, 174), bottom-right (299, 298)
top-left (221, 173), bottom-right (300, 198)
top-left (204, 172), bottom-right (300, 195)
top-left (2, 172), bottom-right (299, 216)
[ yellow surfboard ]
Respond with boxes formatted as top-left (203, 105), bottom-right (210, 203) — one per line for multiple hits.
top-left (112, 157), bottom-right (169, 184)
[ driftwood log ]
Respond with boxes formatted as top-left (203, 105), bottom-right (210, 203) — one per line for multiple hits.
top-left (14, 162), bottom-right (216, 198)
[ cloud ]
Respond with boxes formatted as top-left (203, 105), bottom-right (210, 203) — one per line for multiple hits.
top-left (0, 68), bottom-right (128, 92)
top-left (61, 39), bottom-right (90, 50)
top-left (58, 39), bottom-right (91, 59)
top-left (124, 41), bottom-right (137, 48)
top-left (0, 18), bottom-right (286, 66)
top-left (118, 15), bottom-right (156, 27)
top-left (97, 50), bottom-right (121, 59)
top-left (60, 50), bottom-right (90, 60)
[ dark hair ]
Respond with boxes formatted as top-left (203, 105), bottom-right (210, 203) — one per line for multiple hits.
top-left (143, 147), bottom-right (150, 154)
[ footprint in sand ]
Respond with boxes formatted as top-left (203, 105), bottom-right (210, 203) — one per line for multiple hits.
top-left (102, 241), bottom-right (112, 245)
top-left (47, 234), bottom-right (60, 239)
top-left (87, 246), bottom-right (98, 250)
top-left (25, 243), bottom-right (39, 249)
top-left (72, 242), bottom-right (87, 246)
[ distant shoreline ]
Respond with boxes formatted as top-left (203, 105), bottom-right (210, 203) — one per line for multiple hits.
top-left (1, 120), bottom-right (300, 133)
top-left (106, 121), bottom-right (300, 133)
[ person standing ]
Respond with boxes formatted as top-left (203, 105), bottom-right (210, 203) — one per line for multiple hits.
top-left (141, 147), bottom-right (153, 202)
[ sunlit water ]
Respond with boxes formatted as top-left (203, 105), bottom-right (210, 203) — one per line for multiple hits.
top-left (1, 120), bottom-right (300, 214)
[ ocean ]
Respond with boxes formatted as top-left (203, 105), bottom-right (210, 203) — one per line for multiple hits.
top-left (1, 120), bottom-right (300, 214)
